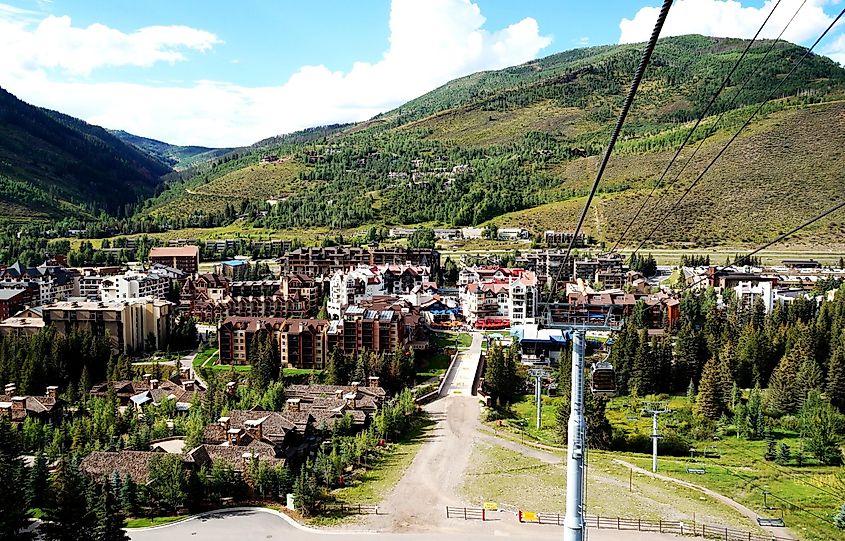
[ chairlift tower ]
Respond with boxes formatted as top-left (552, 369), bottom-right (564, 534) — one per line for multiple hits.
top-left (542, 303), bottom-right (621, 541)
top-left (644, 401), bottom-right (669, 473)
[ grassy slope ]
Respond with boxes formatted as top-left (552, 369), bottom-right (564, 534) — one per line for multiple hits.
top-left (490, 100), bottom-right (845, 249)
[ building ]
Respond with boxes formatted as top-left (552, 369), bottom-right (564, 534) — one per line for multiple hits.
top-left (280, 246), bottom-right (439, 277)
top-left (328, 264), bottom-right (429, 319)
top-left (0, 262), bottom-right (78, 305)
top-left (149, 246), bottom-right (199, 274)
top-left (0, 288), bottom-right (33, 320)
top-left (100, 270), bottom-right (170, 302)
top-left (497, 228), bottom-right (530, 241)
top-left (572, 255), bottom-right (625, 288)
top-left (217, 302), bottom-right (423, 368)
top-left (734, 280), bottom-right (774, 313)
top-left (0, 307), bottom-right (45, 337)
top-left (90, 372), bottom-right (205, 410)
top-left (0, 383), bottom-right (63, 424)
top-left (544, 230), bottom-right (587, 247)
top-left (217, 260), bottom-right (251, 280)
top-left (182, 274), bottom-right (318, 322)
top-left (42, 298), bottom-right (173, 353)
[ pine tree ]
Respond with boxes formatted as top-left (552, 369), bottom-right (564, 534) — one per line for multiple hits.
top-left (767, 353), bottom-right (801, 416)
top-left (27, 451), bottom-right (49, 509)
top-left (696, 356), bottom-right (726, 420)
top-left (42, 459), bottom-right (92, 541)
top-left (93, 483), bottom-right (128, 541)
top-left (795, 357), bottom-right (824, 409)
top-left (0, 420), bottom-right (31, 541)
top-left (827, 333), bottom-right (845, 413)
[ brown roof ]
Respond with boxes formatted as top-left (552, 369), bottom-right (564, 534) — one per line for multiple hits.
top-left (80, 450), bottom-right (163, 483)
top-left (185, 444), bottom-right (284, 471)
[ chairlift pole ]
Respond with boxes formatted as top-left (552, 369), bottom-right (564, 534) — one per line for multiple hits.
top-left (564, 329), bottom-right (586, 541)
top-left (645, 402), bottom-right (669, 473)
top-left (535, 374), bottom-right (542, 429)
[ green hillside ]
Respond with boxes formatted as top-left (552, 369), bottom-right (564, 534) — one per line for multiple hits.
top-left (111, 130), bottom-right (234, 171)
top-left (136, 35), bottom-right (845, 247)
top-left (0, 87), bottom-right (172, 221)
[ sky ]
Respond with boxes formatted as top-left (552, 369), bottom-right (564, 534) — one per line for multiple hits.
top-left (1, 0), bottom-right (843, 147)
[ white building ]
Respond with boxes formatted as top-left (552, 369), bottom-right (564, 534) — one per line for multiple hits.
top-left (100, 270), bottom-right (170, 302)
top-left (734, 280), bottom-right (774, 313)
top-left (328, 266), bottom-right (385, 319)
top-left (458, 270), bottom-right (538, 326)
top-left (497, 227), bottom-right (530, 241)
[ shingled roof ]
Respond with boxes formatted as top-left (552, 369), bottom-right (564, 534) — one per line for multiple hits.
top-left (80, 450), bottom-right (163, 483)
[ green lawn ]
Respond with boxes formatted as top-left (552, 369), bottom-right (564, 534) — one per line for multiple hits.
top-left (192, 348), bottom-right (219, 370)
top-left (125, 516), bottom-right (186, 528)
top-left (432, 332), bottom-right (471, 349)
top-left (416, 352), bottom-right (451, 379)
top-left (493, 393), bottom-right (845, 541)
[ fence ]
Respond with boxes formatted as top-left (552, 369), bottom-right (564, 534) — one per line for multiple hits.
top-left (445, 508), bottom-right (792, 541)
top-left (446, 506), bottom-right (486, 520)
top-left (318, 503), bottom-right (379, 515)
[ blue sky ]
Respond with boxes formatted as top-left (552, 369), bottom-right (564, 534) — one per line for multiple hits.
top-left (1, 0), bottom-right (843, 146)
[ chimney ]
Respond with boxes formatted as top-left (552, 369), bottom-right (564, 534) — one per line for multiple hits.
top-left (218, 416), bottom-right (230, 430)
top-left (226, 381), bottom-right (237, 396)
top-left (184, 380), bottom-right (194, 392)
top-left (4, 383), bottom-right (16, 396)
top-left (343, 392), bottom-right (356, 409)
top-left (180, 367), bottom-right (190, 380)
top-left (335, 389), bottom-right (343, 400)
top-left (227, 428), bottom-right (243, 446)
top-left (242, 451), bottom-right (256, 471)
top-left (286, 398), bottom-right (301, 413)
top-left (368, 376), bottom-right (380, 389)
top-left (351, 381), bottom-right (360, 394)
top-left (0, 404), bottom-right (10, 419)
top-left (12, 396), bottom-right (26, 412)
top-left (46, 386), bottom-right (58, 400)
top-left (150, 379), bottom-right (159, 390)
top-left (245, 419), bottom-right (263, 441)
top-left (143, 373), bottom-right (152, 385)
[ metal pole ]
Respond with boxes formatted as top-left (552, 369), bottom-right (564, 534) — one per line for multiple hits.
top-left (564, 329), bottom-right (586, 541)
top-left (652, 411), bottom-right (659, 473)
top-left (535, 375), bottom-right (542, 429)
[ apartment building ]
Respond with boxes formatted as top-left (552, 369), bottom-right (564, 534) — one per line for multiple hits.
top-left (42, 298), bottom-right (173, 353)
top-left (149, 246), bottom-right (200, 274)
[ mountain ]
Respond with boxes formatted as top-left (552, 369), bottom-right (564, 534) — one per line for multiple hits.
top-left (135, 35), bottom-right (845, 247)
top-left (111, 130), bottom-right (233, 171)
top-left (0, 87), bottom-right (173, 221)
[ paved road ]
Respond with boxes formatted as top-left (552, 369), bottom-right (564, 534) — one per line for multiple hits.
top-left (128, 507), bottom-right (682, 541)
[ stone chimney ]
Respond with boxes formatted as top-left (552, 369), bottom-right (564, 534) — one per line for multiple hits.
top-left (0, 404), bottom-right (10, 419)
top-left (218, 416), bottom-right (230, 430)
top-left (245, 419), bottom-right (263, 441)
top-left (142, 374), bottom-right (152, 385)
top-left (286, 398), bottom-right (301, 413)
top-left (242, 451), bottom-right (256, 471)
top-left (180, 367), bottom-right (190, 380)
top-left (343, 392), bottom-right (356, 409)
top-left (368, 376), bottom-right (380, 389)
top-left (4, 383), bottom-right (16, 396)
top-left (334, 389), bottom-right (343, 400)
top-left (46, 386), bottom-right (58, 400)
top-left (226, 381), bottom-right (237, 396)
top-left (227, 427), bottom-right (243, 446)
top-left (351, 381), bottom-right (360, 394)
top-left (150, 379), bottom-right (159, 390)
top-left (184, 380), bottom-right (194, 392)
top-left (11, 396), bottom-right (26, 412)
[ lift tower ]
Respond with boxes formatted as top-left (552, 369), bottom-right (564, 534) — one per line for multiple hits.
top-left (542, 303), bottom-right (621, 541)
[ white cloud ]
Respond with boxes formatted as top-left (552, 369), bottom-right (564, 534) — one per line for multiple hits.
top-left (822, 32), bottom-right (845, 64)
top-left (619, 0), bottom-right (836, 45)
top-left (0, 0), bottom-right (551, 147)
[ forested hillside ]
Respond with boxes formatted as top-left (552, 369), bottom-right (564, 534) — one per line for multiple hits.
top-left (111, 130), bottom-right (233, 171)
top-left (0, 87), bottom-right (172, 221)
top-left (137, 35), bottom-right (845, 248)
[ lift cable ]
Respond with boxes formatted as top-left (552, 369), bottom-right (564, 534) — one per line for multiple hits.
top-left (609, 0), bottom-right (792, 254)
top-left (628, 7), bottom-right (845, 260)
top-left (543, 0), bottom-right (674, 305)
